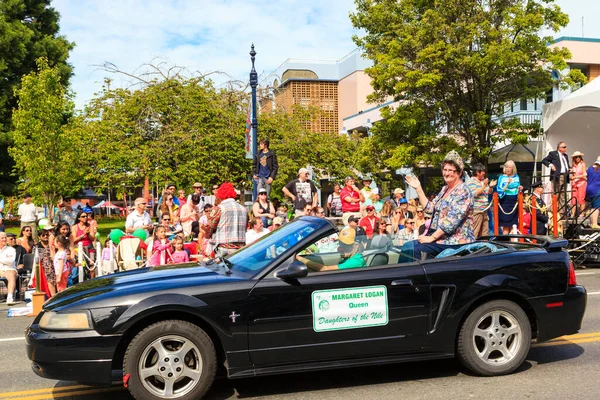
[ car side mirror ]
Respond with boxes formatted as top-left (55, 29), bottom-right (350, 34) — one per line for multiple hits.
top-left (275, 261), bottom-right (308, 280)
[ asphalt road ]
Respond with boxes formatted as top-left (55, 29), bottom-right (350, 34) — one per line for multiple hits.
top-left (1, 270), bottom-right (599, 400)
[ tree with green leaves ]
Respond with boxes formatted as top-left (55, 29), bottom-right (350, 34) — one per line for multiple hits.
top-left (0, 0), bottom-right (74, 193)
top-left (350, 0), bottom-right (586, 170)
top-left (10, 58), bottom-right (86, 219)
top-left (84, 72), bottom-right (252, 197)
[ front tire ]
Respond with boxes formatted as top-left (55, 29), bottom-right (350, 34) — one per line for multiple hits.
top-left (123, 320), bottom-right (216, 400)
top-left (457, 300), bottom-right (531, 376)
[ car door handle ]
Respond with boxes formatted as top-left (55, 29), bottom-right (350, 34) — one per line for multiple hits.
top-left (391, 279), bottom-right (413, 287)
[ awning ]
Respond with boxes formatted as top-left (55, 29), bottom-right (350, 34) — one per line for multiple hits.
top-left (542, 77), bottom-right (600, 161)
top-left (489, 141), bottom-right (544, 164)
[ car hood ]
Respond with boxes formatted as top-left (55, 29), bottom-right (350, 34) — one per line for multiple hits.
top-left (44, 263), bottom-right (244, 311)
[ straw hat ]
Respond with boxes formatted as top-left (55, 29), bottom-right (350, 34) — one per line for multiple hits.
top-left (571, 151), bottom-right (584, 159)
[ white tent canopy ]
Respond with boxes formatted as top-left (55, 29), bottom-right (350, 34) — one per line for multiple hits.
top-left (542, 78), bottom-right (600, 162)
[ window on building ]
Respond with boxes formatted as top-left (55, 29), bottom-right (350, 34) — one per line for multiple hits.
top-left (520, 99), bottom-right (527, 111)
top-left (546, 89), bottom-right (553, 104)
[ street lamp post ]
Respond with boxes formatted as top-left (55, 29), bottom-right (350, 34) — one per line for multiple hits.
top-left (249, 44), bottom-right (259, 201)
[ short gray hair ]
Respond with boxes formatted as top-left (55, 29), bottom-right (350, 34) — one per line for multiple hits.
top-left (503, 160), bottom-right (517, 175)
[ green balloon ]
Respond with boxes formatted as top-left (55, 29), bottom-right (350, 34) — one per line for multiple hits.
top-left (132, 228), bottom-right (147, 242)
top-left (95, 232), bottom-right (100, 239)
top-left (109, 229), bottom-right (125, 244)
top-left (38, 218), bottom-right (49, 229)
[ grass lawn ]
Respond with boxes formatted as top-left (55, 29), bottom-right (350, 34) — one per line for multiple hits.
top-left (4, 218), bottom-right (127, 244)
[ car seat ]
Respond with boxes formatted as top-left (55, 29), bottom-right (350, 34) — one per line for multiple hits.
top-left (365, 235), bottom-right (390, 267)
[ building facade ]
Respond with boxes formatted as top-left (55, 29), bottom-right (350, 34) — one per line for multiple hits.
top-left (497, 37), bottom-right (600, 125)
top-left (262, 37), bottom-right (600, 137)
top-left (260, 50), bottom-right (389, 134)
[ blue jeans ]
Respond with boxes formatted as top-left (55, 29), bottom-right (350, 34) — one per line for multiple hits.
top-left (255, 177), bottom-right (272, 199)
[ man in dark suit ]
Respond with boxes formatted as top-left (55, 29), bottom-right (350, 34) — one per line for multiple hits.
top-left (542, 141), bottom-right (571, 215)
top-left (530, 181), bottom-right (548, 235)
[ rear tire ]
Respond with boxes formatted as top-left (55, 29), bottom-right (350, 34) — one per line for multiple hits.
top-left (123, 320), bottom-right (216, 400)
top-left (457, 300), bottom-right (531, 376)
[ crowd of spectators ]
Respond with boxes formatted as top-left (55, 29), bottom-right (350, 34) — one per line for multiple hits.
top-left (4, 137), bottom-right (600, 304)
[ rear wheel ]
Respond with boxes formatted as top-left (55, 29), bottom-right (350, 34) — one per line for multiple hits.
top-left (123, 320), bottom-right (216, 400)
top-left (457, 300), bottom-right (531, 376)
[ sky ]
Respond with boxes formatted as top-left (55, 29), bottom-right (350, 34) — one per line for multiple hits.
top-left (52, 0), bottom-right (600, 110)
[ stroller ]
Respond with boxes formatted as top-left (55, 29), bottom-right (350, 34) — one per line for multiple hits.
top-left (116, 237), bottom-right (146, 271)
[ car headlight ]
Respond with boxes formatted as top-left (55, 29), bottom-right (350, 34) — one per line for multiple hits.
top-left (39, 311), bottom-right (93, 331)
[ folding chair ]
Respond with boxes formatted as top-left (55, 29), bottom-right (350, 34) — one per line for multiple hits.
top-left (116, 238), bottom-right (146, 271)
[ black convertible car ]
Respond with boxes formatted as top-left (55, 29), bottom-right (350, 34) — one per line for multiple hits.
top-left (27, 217), bottom-right (586, 400)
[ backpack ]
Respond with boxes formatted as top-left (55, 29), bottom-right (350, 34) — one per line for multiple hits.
top-left (67, 260), bottom-right (79, 287)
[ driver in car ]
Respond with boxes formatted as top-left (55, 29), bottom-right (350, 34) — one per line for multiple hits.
top-left (296, 227), bottom-right (366, 271)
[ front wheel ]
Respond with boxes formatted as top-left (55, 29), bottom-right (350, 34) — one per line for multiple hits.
top-left (123, 320), bottom-right (216, 400)
top-left (457, 300), bottom-right (531, 376)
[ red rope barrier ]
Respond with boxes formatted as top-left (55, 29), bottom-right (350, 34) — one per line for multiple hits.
top-left (493, 192), bottom-right (499, 235)
top-left (552, 194), bottom-right (559, 238)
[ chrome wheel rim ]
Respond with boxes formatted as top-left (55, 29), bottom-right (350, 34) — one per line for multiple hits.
top-left (138, 335), bottom-right (203, 399)
top-left (472, 310), bottom-right (522, 366)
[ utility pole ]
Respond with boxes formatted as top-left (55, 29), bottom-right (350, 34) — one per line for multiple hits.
top-left (249, 44), bottom-right (259, 201)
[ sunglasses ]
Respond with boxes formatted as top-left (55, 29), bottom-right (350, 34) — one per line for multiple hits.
top-left (80, 215), bottom-right (87, 218)
top-left (24, 229), bottom-right (31, 232)
top-left (40, 233), bottom-right (49, 237)
top-left (162, 218), bottom-right (170, 221)
top-left (406, 222), bottom-right (415, 224)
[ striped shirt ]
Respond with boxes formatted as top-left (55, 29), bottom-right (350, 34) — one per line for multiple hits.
top-left (497, 174), bottom-right (520, 198)
top-left (208, 199), bottom-right (248, 246)
top-left (467, 177), bottom-right (489, 213)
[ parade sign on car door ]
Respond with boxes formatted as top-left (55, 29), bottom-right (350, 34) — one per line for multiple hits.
top-left (312, 286), bottom-right (388, 332)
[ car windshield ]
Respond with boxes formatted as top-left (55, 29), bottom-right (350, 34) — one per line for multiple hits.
top-left (227, 217), bottom-right (332, 278)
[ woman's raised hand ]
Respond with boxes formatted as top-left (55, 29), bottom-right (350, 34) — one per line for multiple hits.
top-left (405, 175), bottom-right (421, 190)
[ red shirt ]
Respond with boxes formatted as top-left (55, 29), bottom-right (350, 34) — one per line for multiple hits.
top-left (359, 216), bottom-right (379, 239)
top-left (340, 187), bottom-right (360, 212)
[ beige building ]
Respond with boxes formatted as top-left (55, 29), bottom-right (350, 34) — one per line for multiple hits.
top-left (261, 50), bottom-right (391, 134)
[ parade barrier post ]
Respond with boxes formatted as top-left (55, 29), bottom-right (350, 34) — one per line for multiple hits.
top-left (517, 192), bottom-right (524, 242)
top-left (552, 194), bottom-right (559, 238)
top-left (78, 242), bottom-right (84, 283)
top-left (531, 196), bottom-right (537, 238)
top-left (96, 241), bottom-right (103, 277)
top-left (109, 240), bottom-right (115, 273)
top-left (493, 192), bottom-right (499, 235)
top-left (29, 247), bottom-right (45, 317)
